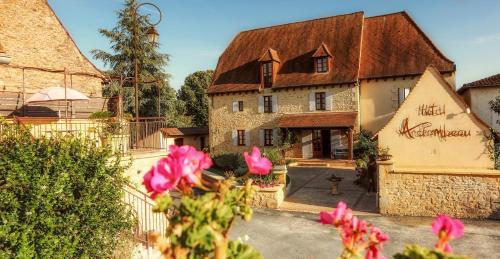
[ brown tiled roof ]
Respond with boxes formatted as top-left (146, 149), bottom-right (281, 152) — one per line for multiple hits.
top-left (161, 126), bottom-right (209, 137)
top-left (208, 11), bottom-right (455, 94)
top-left (278, 112), bottom-right (357, 128)
top-left (209, 12), bottom-right (364, 94)
top-left (459, 73), bottom-right (500, 93)
top-left (359, 12), bottom-right (455, 79)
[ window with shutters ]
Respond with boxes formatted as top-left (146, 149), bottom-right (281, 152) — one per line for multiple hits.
top-left (237, 130), bottom-right (245, 146)
top-left (262, 62), bottom-right (273, 88)
top-left (264, 129), bottom-right (273, 146)
top-left (263, 95), bottom-right (272, 113)
top-left (238, 101), bottom-right (244, 111)
top-left (315, 92), bottom-right (326, 110)
top-left (398, 88), bottom-right (411, 107)
top-left (315, 57), bottom-right (329, 73)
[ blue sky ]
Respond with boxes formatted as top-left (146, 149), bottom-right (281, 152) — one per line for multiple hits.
top-left (48, 0), bottom-right (500, 90)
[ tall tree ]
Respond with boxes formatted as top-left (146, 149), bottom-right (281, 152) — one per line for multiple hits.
top-left (177, 70), bottom-right (214, 126)
top-left (91, 0), bottom-right (182, 120)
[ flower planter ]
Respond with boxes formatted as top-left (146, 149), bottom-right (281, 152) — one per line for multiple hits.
top-left (271, 164), bottom-right (288, 186)
top-left (237, 184), bottom-right (285, 209)
top-left (328, 175), bottom-right (342, 195)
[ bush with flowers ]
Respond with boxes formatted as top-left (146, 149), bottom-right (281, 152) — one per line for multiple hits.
top-left (143, 145), bottom-right (273, 259)
top-left (319, 202), bottom-right (468, 259)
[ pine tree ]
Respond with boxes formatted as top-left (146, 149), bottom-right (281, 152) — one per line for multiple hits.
top-left (178, 70), bottom-right (214, 126)
top-left (91, 0), bottom-right (181, 120)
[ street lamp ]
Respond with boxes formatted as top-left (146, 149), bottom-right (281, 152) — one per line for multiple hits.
top-left (133, 2), bottom-right (162, 123)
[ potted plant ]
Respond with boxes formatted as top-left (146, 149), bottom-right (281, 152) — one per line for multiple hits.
top-left (378, 146), bottom-right (392, 161)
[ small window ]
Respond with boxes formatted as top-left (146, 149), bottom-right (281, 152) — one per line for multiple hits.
top-left (316, 57), bottom-right (329, 73)
top-left (238, 101), bottom-right (244, 112)
top-left (398, 88), bottom-right (411, 107)
top-left (237, 130), bottom-right (245, 146)
top-left (315, 92), bottom-right (326, 110)
top-left (263, 96), bottom-right (273, 113)
top-left (263, 62), bottom-right (273, 88)
top-left (174, 138), bottom-right (184, 146)
top-left (264, 129), bottom-right (273, 146)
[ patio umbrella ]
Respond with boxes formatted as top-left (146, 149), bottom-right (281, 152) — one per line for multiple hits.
top-left (26, 86), bottom-right (89, 103)
top-left (26, 86), bottom-right (90, 122)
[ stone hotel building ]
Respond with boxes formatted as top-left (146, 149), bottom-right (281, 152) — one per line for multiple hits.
top-left (208, 11), bottom-right (456, 159)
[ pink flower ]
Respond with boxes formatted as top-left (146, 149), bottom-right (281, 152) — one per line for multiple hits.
top-left (319, 202), bottom-right (350, 226)
top-left (432, 214), bottom-right (464, 253)
top-left (244, 147), bottom-right (272, 175)
top-left (365, 227), bottom-right (389, 259)
top-left (143, 145), bottom-right (212, 198)
top-left (341, 216), bottom-right (368, 252)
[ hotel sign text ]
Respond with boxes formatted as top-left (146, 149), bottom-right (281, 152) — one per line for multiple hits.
top-left (398, 104), bottom-right (471, 141)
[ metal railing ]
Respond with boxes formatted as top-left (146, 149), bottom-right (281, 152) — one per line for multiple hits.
top-left (123, 184), bottom-right (168, 249)
top-left (2, 117), bottom-right (168, 154)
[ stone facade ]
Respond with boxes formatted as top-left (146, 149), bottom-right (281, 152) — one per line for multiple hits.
top-left (0, 0), bottom-right (105, 117)
top-left (378, 162), bottom-right (500, 219)
top-left (208, 85), bottom-right (357, 154)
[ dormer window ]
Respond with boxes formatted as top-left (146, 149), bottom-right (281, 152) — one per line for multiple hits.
top-left (258, 48), bottom-right (281, 89)
top-left (316, 57), bottom-right (329, 73)
top-left (262, 62), bottom-right (273, 88)
top-left (312, 43), bottom-right (333, 74)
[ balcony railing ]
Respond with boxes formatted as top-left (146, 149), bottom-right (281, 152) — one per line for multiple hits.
top-left (3, 117), bottom-right (169, 154)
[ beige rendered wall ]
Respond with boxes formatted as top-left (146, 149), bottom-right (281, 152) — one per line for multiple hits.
top-left (360, 73), bottom-right (455, 134)
top-left (466, 87), bottom-right (500, 131)
top-left (378, 70), bottom-right (492, 169)
top-left (208, 85), bottom-right (357, 154)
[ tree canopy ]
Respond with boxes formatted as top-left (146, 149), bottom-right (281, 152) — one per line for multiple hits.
top-left (177, 70), bottom-right (214, 126)
top-left (91, 0), bottom-right (183, 121)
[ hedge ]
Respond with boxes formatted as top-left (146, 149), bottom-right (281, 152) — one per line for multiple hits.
top-left (0, 121), bottom-right (133, 258)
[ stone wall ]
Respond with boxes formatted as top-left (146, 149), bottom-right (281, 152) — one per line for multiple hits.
top-left (208, 84), bottom-right (357, 154)
top-left (0, 0), bottom-right (104, 117)
top-left (378, 161), bottom-right (500, 219)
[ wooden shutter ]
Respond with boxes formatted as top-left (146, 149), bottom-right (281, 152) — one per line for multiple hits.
top-left (232, 101), bottom-right (238, 112)
top-left (232, 130), bottom-right (237, 146)
top-left (272, 95), bottom-right (278, 113)
top-left (273, 128), bottom-right (279, 146)
top-left (325, 92), bottom-right (333, 111)
top-left (258, 96), bottom-right (264, 113)
top-left (309, 92), bottom-right (315, 111)
top-left (245, 130), bottom-right (251, 146)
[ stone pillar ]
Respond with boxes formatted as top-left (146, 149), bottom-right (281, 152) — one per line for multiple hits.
top-left (376, 160), bottom-right (394, 214)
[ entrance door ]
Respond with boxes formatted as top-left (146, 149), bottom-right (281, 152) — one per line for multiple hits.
top-left (312, 130), bottom-right (322, 158)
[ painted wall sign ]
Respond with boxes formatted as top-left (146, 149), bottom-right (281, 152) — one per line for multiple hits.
top-left (398, 103), bottom-right (471, 141)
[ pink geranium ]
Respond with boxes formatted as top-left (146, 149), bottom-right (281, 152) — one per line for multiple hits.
top-left (244, 147), bottom-right (272, 175)
top-left (365, 227), bottom-right (389, 259)
top-left (432, 214), bottom-right (464, 253)
top-left (319, 201), bottom-right (351, 227)
top-left (143, 145), bottom-right (212, 198)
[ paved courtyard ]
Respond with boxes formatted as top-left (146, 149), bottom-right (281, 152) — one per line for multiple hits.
top-left (229, 166), bottom-right (500, 258)
top-left (280, 166), bottom-right (377, 214)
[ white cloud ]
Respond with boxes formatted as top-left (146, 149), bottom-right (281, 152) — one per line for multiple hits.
top-left (472, 33), bottom-right (500, 44)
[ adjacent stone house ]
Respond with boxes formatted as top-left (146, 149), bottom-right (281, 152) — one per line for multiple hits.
top-left (459, 73), bottom-right (500, 131)
top-left (208, 11), bottom-right (455, 159)
top-left (0, 0), bottom-right (105, 118)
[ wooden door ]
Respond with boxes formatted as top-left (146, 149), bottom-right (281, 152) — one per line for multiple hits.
top-left (312, 130), bottom-right (323, 158)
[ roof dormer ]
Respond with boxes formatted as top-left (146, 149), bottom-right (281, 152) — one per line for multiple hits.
top-left (258, 48), bottom-right (280, 88)
top-left (312, 43), bottom-right (332, 73)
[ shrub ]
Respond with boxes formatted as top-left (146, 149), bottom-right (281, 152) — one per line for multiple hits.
top-left (262, 147), bottom-right (286, 166)
top-left (0, 121), bottom-right (133, 258)
top-left (353, 130), bottom-right (378, 170)
top-left (212, 153), bottom-right (248, 173)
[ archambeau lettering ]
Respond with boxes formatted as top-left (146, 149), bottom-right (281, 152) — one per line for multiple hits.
top-left (398, 118), bottom-right (471, 141)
